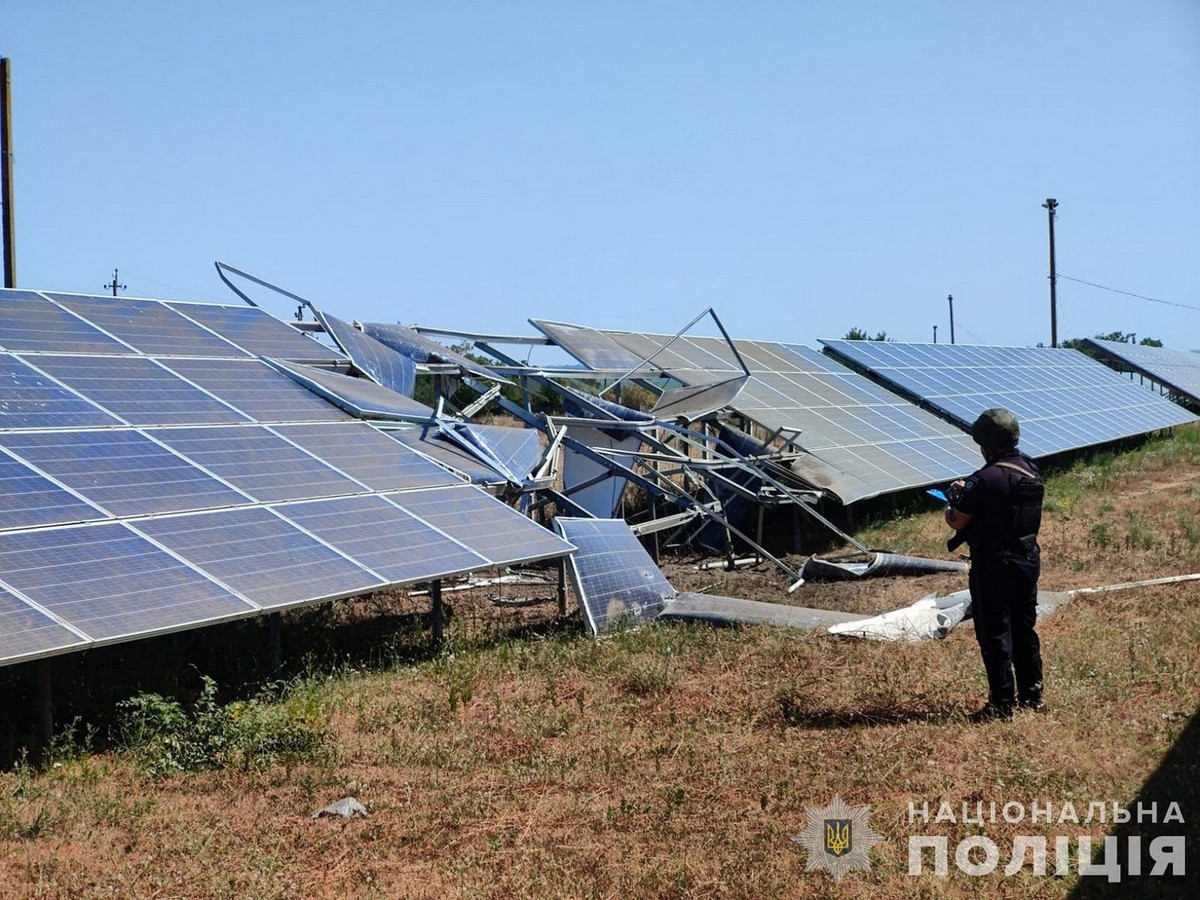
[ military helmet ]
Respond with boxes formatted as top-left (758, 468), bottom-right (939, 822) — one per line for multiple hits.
top-left (971, 407), bottom-right (1020, 449)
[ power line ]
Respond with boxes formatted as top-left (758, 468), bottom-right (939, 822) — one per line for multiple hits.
top-left (1056, 273), bottom-right (1200, 313)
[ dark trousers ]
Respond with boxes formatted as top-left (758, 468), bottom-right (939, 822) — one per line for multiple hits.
top-left (969, 558), bottom-right (1043, 705)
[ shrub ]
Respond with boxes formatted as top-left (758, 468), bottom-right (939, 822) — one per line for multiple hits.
top-left (115, 675), bottom-right (332, 777)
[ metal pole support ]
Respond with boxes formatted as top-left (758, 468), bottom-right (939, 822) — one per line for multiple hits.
top-left (430, 581), bottom-right (444, 648)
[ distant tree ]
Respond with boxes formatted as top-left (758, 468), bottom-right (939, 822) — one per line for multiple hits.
top-left (1060, 332), bottom-right (1163, 362)
top-left (843, 327), bottom-right (890, 341)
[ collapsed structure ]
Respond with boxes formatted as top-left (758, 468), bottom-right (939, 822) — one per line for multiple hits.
top-left (1, 270), bottom-right (1197, 678)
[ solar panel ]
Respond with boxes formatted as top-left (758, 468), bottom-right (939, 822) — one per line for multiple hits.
top-left (272, 495), bottom-right (489, 582)
top-left (29, 355), bottom-right (250, 425)
top-left (820, 340), bottom-right (1199, 458)
top-left (394, 486), bottom-right (574, 565)
top-left (532, 321), bottom-right (646, 371)
top-left (0, 523), bottom-right (256, 641)
top-left (534, 320), bottom-right (984, 503)
top-left (164, 301), bottom-right (345, 362)
top-left (47, 293), bottom-right (251, 358)
top-left (272, 422), bottom-right (461, 490)
top-left (0, 354), bottom-right (122, 429)
top-left (0, 449), bottom-right (108, 529)
top-left (131, 507), bottom-right (384, 609)
top-left (362, 321), bottom-right (507, 382)
top-left (147, 425), bottom-right (364, 502)
top-left (268, 360), bottom-right (434, 420)
top-left (162, 358), bottom-right (351, 423)
top-left (315, 310), bottom-right (417, 396)
top-left (1084, 339), bottom-right (1200, 407)
top-left (440, 422), bottom-right (542, 482)
top-left (0, 429), bottom-right (250, 517)
top-left (385, 426), bottom-right (510, 484)
top-left (553, 517), bottom-right (674, 635)
top-left (0, 584), bottom-right (87, 665)
top-left (0, 289), bottom-right (128, 353)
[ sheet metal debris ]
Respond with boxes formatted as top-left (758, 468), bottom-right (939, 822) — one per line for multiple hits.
top-left (827, 573), bottom-right (1200, 643)
top-left (311, 797), bottom-right (368, 819)
top-left (800, 552), bottom-right (968, 582)
top-left (827, 591), bottom-right (972, 642)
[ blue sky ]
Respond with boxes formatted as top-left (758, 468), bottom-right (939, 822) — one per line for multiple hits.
top-left (5, 1), bottom-right (1199, 353)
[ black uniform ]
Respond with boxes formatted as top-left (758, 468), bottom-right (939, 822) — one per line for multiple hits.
top-left (951, 449), bottom-right (1045, 710)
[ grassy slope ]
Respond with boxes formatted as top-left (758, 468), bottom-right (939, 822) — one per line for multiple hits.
top-left (1, 428), bottom-right (1198, 899)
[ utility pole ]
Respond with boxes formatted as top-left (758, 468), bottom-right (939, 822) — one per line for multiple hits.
top-left (104, 269), bottom-right (126, 296)
top-left (947, 294), bottom-right (955, 344)
top-left (1, 57), bottom-right (16, 288)
top-left (1043, 198), bottom-right (1058, 348)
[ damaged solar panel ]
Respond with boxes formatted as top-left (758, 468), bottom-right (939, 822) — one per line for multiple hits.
top-left (533, 319), bottom-right (983, 503)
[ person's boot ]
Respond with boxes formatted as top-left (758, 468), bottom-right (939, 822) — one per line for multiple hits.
top-left (1018, 682), bottom-right (1045, 712)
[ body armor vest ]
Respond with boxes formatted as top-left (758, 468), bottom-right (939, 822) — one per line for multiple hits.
top-left (993, 458), bottom-right (1043, 554)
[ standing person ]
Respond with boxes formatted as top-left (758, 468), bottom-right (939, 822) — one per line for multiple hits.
top-left (944, 408), bottom-right (1045, 721)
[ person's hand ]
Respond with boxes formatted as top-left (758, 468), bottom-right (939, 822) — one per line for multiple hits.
top-left (946, 479), bottom-right (967, 505)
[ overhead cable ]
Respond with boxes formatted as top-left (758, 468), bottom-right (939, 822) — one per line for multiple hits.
top-left (1056, 273), bottom-right (1200, 313)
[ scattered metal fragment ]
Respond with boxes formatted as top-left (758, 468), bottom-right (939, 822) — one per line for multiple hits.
top-left (828, 572), bottom-right (1200, 643)
top-left (311, 797), bottom-right (368, 820)
top-left (827, 592), bottom-right (971, 642)
top-left (659, 593), bottom-right (868, 631)
top-left (800, 552), bottom-right (967, 582)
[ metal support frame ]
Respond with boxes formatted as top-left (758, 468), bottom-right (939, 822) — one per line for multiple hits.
top-left (598, 307), bottom-right (751, 399)
top-left (454, 345), bottom-right (871, 582)
top-left (485, 389), bottom-right (810, 581)
top-left (557, 560), bottom-right (567, 617)
top-left (430, 580), bottom-right (444, 647)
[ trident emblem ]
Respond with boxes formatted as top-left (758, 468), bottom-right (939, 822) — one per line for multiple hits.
top-left (824, 819), bottom-right (852, 858)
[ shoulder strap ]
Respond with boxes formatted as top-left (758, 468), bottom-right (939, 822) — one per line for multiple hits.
top-left (993, 460), bottom-right (1035, 478)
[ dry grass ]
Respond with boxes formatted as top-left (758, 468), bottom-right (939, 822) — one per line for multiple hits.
top-left (1, 428), bottom-right (1199, 898)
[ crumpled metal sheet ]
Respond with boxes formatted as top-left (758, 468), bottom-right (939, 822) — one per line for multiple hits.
top-left (311, 797), bottom-right (368, 819)
top-left (827, 591), bottom-right (971, 642)
top-left (801, 552), bottom-right (968, 582)
top-left (827, 588), bottom-right (1076, 642)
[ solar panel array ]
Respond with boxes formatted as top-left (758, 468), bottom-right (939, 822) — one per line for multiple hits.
top-left (0, 289), bottom-right (572, 668)
top-left (1083, 339), bottom-right (1200, 408)
top-left (553, 518), bottom-right (675, 635)
top-left (820, 340), bottom-right (1198, 458)
top-left (532, 320), bottom-right (984, 503)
